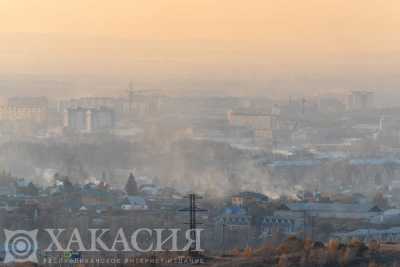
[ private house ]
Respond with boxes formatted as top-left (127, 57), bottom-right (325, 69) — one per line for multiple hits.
top-left (121, 196), bottom-right (148, 211)
top-left (80, 186), bottom-right (113, 206)
top-left (275, 203), bottom-right (382, 220)
top-left (231, 191), bottom-right (269, 207)
top-left (259, 216), bottom-right (296, 239)
top-left (0, 184), bottom-right (16, 197)
top-left (0, 172), bottom-right (16, 197)
top-left (333, 227), bottom-right (400, 243)
top-left (216, 206), bottom-right (251, 230)
top-left (215, 206), bottom-right (253, 249)
top-left (370, 209), bottom-right (400, 225)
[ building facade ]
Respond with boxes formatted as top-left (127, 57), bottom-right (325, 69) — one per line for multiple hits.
top-left (227, 110), bottom-right (279, 146)
top-left (0, 97), bottom-right (48, 123)
top-left (64, 107), bottom-right (115, 133)
top-left (348, 91), bottom-right (374, 111)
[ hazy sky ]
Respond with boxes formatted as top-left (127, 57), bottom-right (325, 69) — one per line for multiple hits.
top-left (0, 0), bottom-right (399, 98)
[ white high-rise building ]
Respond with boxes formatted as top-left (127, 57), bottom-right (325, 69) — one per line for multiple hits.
top-left (348, 91), bottom-right (374, 110)
top-left (64, 107), bottom-right (115, 133)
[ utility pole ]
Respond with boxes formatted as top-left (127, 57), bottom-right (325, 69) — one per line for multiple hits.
top-left (179, 194), bottom-right (207, 257)
top-left (303, 210), bottom-right (306, 240)
top-left (311, 215), bottom-right (314, 241)
top-left (221, 223), bottom-right (226, 254)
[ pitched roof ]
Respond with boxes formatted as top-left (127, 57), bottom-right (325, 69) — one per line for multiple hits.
top-left (283, 203), bottom-right (382, 213)
top-left (126, 196), bottom-right (147, 206)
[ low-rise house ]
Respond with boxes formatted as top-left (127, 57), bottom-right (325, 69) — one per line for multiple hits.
top-left (216, 206), bottom-right (251, 230)
top-left (295, 191), bottom-right (318, 202)
top-left (139, 184), bottom-right (159, 196)
top-left (370, 209), bottom-right (400, 225)
top-left (275, 203), bottom-right (382, 220)
top-left (15, 178), bottom-right (39, 197)
top-left (0, 172), bottom-right (16, 197)
top-left (259, 216), bottom-right (296, 239)
top-left (91, 217), bottom-right (108, 227)
top-left (333, 227), bottom-right (400, 243)
top-left (157, 187), bottom-right (183, 200)
top-left (0, 184), bottom-right (16, 197)
top-left (64, 197), bottom-right (82, 213)
top-left (81, 186), bottom-right (113, 206)
top-left (82, 204), bottom-right (111, 216)
top-left (352, 193), bottom-right (369, 205)
top-left (0, 200), bottom-right (18, 211)
top-left (231, 191), bottom-right (269, 207)
top-left (121, 196), bottom-right (148, 211)
top-left (231, 195), bottom-right (244, 207)
top-left (214, 206), bottom-right (253, 249)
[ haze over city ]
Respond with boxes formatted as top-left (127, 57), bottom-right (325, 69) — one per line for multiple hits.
top-left (2, 1), bottom-right (400, 266)
top-left (0, 0), bottom-right (400, 103)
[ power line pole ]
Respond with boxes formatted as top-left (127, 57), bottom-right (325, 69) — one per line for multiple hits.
top-left (221, 223), bottom-right (226, 254)
top-left (303, 210), bottom-right (306, 240)
top-left (179, 194), bottom-right (207, 257)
